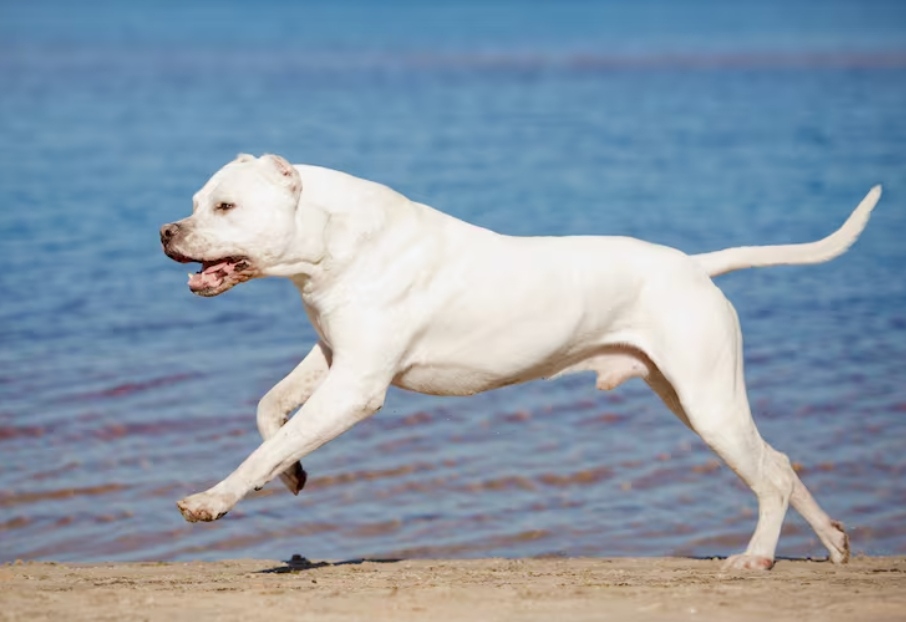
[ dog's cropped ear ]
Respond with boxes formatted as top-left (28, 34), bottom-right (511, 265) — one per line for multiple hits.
top-left (235, 153), bottom-right (256, 163)
top-left (261, 154), bottom-right (302, 197)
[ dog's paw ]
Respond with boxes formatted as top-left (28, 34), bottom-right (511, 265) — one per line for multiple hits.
top-left (279, 462), bottom-right (308, 495)
top-left (827, 520), bottom-right (850, 564)
top-left (722, 554), bottom-right (774, 571)
top-left (177, 491), bottom-right (233, 522)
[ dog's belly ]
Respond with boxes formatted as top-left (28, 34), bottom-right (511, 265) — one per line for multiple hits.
top-left (392, 363), bottom-right (528, 396)
top-left (389, 307), bottom-right (595, 397)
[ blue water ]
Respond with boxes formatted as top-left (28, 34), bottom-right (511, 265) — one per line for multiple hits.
top-left (1, 0), bottom-right (905, 563)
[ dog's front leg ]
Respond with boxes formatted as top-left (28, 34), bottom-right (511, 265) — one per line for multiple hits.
top-left (177, 365), bottom-right (388, 522)
top-left (257, 341), bottom-right (331, 495)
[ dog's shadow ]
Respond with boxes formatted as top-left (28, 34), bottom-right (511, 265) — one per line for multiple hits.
top-left (258, 554), bottom-right (402, 574)
top-left (260, 553), bottom-right (839, 574)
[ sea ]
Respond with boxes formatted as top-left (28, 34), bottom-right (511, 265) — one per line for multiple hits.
top-left (1, 0), bottom-right (905, 563)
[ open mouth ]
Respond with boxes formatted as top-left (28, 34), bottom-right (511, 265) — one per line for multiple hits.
top-left (166, 250), bottom-right (254, 296)
top-left (187, 256), bottom-right (251, 294)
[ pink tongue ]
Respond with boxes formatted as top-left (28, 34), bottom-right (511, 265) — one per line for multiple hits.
top-left (187, 261), bottom-right (235, 291)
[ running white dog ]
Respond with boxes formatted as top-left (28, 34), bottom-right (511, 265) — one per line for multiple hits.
top-left (160, 153), bottom-right (880, 570)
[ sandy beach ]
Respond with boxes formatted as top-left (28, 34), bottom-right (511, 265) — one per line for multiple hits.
top-left (2, 556), bottom-right (904, 622)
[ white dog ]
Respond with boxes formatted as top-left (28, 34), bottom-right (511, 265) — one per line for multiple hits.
top-left (161, 154), bottom-right (880, 570)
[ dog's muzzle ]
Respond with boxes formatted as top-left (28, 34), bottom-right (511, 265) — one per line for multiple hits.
top-left (160, 222), bottom-right (192, 263)
top-left (160, 222), bottom-right (180, 246)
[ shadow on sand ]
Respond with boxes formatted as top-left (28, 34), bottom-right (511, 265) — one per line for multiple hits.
top-left (259, 554), bottom-right (402, 574)
top-left (259, 554), bottom-right (841, 574)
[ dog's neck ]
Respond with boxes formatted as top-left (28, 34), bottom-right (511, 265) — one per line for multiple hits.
top-left (285, 196), bottom-right (392, 297)
top-left (259, 199), bottom-right (330, 286)
top-left (278, 164), bottom-right (418, 303)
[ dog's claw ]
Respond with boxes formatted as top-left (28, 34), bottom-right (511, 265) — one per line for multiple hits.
top-left (279, 462), bottom-right (307, 495)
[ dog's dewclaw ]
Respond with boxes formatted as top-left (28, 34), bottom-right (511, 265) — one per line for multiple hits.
top-left (279, 462), bottom-right (307, 495)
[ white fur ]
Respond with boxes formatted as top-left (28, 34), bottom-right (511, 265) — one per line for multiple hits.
top-left (162, 154), bottom-right (881, 570)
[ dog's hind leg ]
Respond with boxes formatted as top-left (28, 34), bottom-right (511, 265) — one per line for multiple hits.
top-left (642, 287), bottom-right (810, 570)
top-left (256, 341), bottom-right (331, 494)
top-left (649, 292), bottom-right (850, 567)
top-left (789, 475), bottom-right (849, 563)
top-left (678, 387), bottom-right (794, 570)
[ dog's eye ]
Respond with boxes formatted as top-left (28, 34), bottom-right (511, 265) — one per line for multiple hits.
top-left (215, 202), bottom-right (236, 212)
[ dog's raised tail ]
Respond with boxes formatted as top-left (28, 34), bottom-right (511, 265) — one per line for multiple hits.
top-left (695, 186), bottom-right (881, 278)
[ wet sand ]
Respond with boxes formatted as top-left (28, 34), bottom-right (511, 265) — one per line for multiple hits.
top-left (2, 556), bottom-right (904, 622)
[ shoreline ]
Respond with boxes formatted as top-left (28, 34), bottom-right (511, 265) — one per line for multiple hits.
top-left (2, 556), bottom-right (904, 621)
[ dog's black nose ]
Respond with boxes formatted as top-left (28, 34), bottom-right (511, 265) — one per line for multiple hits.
top-left (160, 223), bottom-right (180, 244)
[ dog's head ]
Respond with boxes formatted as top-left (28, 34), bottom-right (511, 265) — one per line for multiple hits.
top-left (160, 154), bottom-right (304, 297)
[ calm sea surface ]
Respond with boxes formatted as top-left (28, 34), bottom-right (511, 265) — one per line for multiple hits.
top-left (1, 0), bottom-right (905, 563)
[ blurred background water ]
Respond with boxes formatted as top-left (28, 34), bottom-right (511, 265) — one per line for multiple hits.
top-left (1, 0), bottom-right (905, 563)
